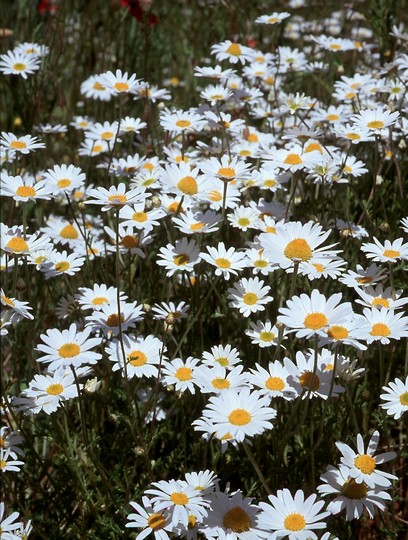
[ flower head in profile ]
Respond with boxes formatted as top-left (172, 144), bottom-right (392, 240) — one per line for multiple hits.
top-left (380, 376), bottom-right (408, 419)
top-left (0, 50), bottom-right (40, 78)
top-left (0, 132), bottom-right (45, 154)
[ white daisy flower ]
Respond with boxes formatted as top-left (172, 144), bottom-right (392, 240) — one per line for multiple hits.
top-left (106, 334), bottom-right (165, 379)
top-left (194, 364), bottom-right (248, 394)
top-left (228, 277), bottom-right (273, 318)
top-left (195, 388), bottom-right (276, 442)
top-left (76, 284), bottom-right (127, 311)
top-left (339, 263), bottom-right (388, 289)
top-left (157, 238), bottom-right (200, 276)
top-left (145, 479), bottom-right (210, 528)
top-left (85, 301), bottom-right (144, 337)
top-left (210, 40), bottom-right (253, 64)
top-left (161, 357), bottom-right (200, 394)
top-left (36, 323), bottom-right (102, 371)
top-left (278, 289), bottom-right (352, 339)
top-left (245, 320), bottom-right (282, 348)
top-left (0, 132), bottom-right (45, 154)
top-left (259, 221), bottom-right (338, 273)
top-left (201, 344), bottom-right (241, 370)
top-left (19, 367), bottom-right (82, 415)
top-left (284, 350), bottom-right (344, 400)
top-left (257, 488), bottom-right (330, 540)
top-left (126, 496), bottom-right (172, 540)
top-left (361, 237), bottom-right (408, 263)
top-left (380, 376), bottom-right (408, 419)
top-left (248, 361), bottom-right (297, 400)
top-left (0, 50), bottom-right (40, 78)
top-left (200, 242), bottom-right (247, 280)
top-left (317, 465), bottom-right (392, 520)
top-left (336, 431), bottom-right (397, 488)
top-left (41, 250), bottom-right (85, 279)
top-left (200, 490), bottom-right (262, 540)
top-left (360, 307), bottom-right (408, 345)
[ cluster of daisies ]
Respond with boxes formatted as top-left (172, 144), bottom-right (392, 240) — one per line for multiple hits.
top-left (1, 2), bottom-right (407, 538)
top-left (125, 428), bottom-right (397, 540)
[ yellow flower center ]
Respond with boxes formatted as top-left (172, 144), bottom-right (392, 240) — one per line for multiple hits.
top-left (304, 312), bottom-right (328, 330)
top-left (284, 238), bottom-right (312, 261)
top-left (188, 514), bottom-right (197, 529)
top-left (267, 17), bottom-right (279, 23)
top-left (13, 62), bottom-right (27, 71)
top-left (299, 371), bottom-right (320, 391)
top-left (93, 145), bottom-right (103, 153)
top-left (106, 313), bottom-right (124, 327)
top-left (372, 297), bottom-right (389, 308)
top-left (367, 120), bottom-right (384, 129)
top-left (101, 131), bottom-right (114, 140)
top-left (57, 178), bottom-right (72, 188)
top-left (341, 478), bottom-right (368, 499)
top-left (92, 296), bottom-right (108, 305)
top-left (10, 140), bottom-right (27, 149)
top-left (190, 222), bottom-right (205, 231)
top-left (347, 133), bottom-right (361, 140)
top-left (305, 142), bottom-right (323, 153)
top-left (216, 357), bottom-right (229, 367)
top-left (175, 367), bottom-right (192, 381)
top-left (209, 190), bottom-right (222, 202)
top-left (370, 323), bottom-right (391, 337)
top-left (58, 343), bottom-right (80, 358)
top-left (121, 235), bottom-right (138, 249)
top-left (108, 194), bottom-right (127, 204)
top-left (229, 408), bottom-right (251, 425)
top-left (223, 507), bottom-right (251, 532)
top-left (47, 383), bottom-right (64, 395)
top-left (55, 261), bottom-right (70, 272)
top-left (218, 167), bottom-right (236, 179)
top-left (284, 513), bottom-right (306, 531)
top-left (383, 249), bottom-right (400, 258)
top-left (284, 153), bottom-right (302, 165)
top-left (312, 263), bottom-right (325, 273)
top-left (93, 82), bottom-right (105, 90)
top-left (60, 224), bottom-right (78, 239)
top-left (329, 43), bottom-right (342, 50)
top-left (259, 331), bottom-right (275, 342)
top-left (132, 212), bottom-right (147, 222)
top-left (238, 217), bottom-right (250, 227)
top-left (266, 376), bottom-right (285, 390)
top-left (356, 276), bottom-right (373, 284)
top-left (175, 120), bottom-right (191, 128)
top-left (212, 378), bottom-right (230, 390)
top-left (16, 185), bottom-right (36, 197)
top-left (170, 492), bottom-right (189, 505)
top-left (354, 454), bottom-right (376, 474)
top-left (215, 258), bottom-right (231, 269)
top-left (242, 293), bottom-right (258, 305)
top-left (6, 237), bottom-right (29, 253)
top-left (127, 350), bottom-right (147, 366)
top-left (114, 82), bottom-right (129, 92)
top-left (326, 114), bottom-right (339, 121)
top-left (327, 325), bottom-right (349, 340)
top-left (226, 43), bottom-right (242, 56)
top-left (399, 392), bottom-right (408, 406)
top-left (177, 176), bottom-right (198, 195)
top-left (254, 260), bottom-right (268, 268)
top-left (345, 92), bottom-right (356, 100)
top-left (173, 254), bottom-right (190, 266)
top-left (263, 179), bottom-right (276, 187)
top-left (1, 295), bottom-right (15, 306)
top-left (147, 513), bottom-right (166, 531)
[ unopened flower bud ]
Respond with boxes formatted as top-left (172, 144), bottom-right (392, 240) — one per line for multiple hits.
top-left (84, 377), bottom-right (101, 394)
